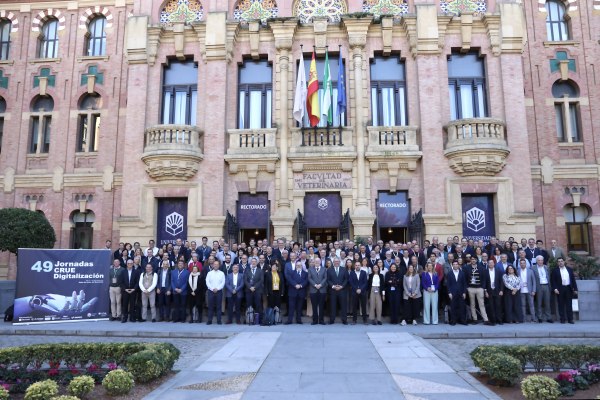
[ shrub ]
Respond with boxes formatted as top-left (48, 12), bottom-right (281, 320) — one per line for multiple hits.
top-left (126, 343), bottom-right (180, 383)
top-left (53, 397), bottom-right (80, 400)
top-left (68, 375), bottom-right (95, 397)
top-left (484, 353), bottom-right (522, 385)
top-left (24, 380), bottom-right (58, 400)
top-left (102, 370), bottom-right (134, 396)
top-left (568, 251), bottom-right (600, 280)
top-left (564, 345), bottom-right (589, 370)
top-left (521, 375), bottom-right (561, 400)
top-left (0, 386), bottom-right (8, 400)
top-left (470, 346), bottom-right (503, 371)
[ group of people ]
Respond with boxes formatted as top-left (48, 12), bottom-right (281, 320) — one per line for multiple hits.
top-left (104, 235), bottom-right (579, 326)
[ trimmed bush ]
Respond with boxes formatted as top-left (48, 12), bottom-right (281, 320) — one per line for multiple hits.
top-left (484, 353), bottom-right (522, 385)
top-left (126, 343), bottom-right (180, 383)
top-left (0, 386), bottom-right (8, 400)
top-left (24, 380), bottom-right (58, 400)
top-left (53, 397), bottom-right (80, 400)
top-left (521, 375), bottom-right (561, 400)
top-left (102, 370), bottom-right (134, 396)
top-left (68, 375), bottom-right (95, 397)
top-left (469, 346), bottom-right (503, 371)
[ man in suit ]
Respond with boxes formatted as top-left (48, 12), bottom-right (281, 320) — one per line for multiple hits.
top-left (120, 259), bottom-right (140, 323)
top-left (171, 260), bottom-right (190, 323)
top-left (197, 237), bottom-right (211, 262)
top-left (551, 257), bottom-right (578, 324)
top-left (484, 237), bottom-right (501, 257)
top-left (518, 259), bottom-right (537, 323)
top-left (114, 242), bottom-right (126, 267)
top-left (244, 258), bottom-right (265, 322)
top-left (534, 240), bottom-right (549, 265)
top-left (484, 259), bottom-right (503, 325)
top-left (532, 255), bottom-right (553, 323)
top-left (506, 242), bottom-right (519, 266)
top-left (463, 257), bottom-right (492, 325)
top-left (349, 261), bottom-right (369, 325)
top-left (156, 260), bottom-right (172, 322)
top-left (308, 258), bottom-right (327, 325)
top-left (524, 238), bottom-right (541, 264)
top-left (285, 261), bottom-right (308, 324)
top-left (327, 257), bottom-right (349, 324)
top-left (225, 264), bottom-right (245, 325)
top-left (410, 244), bottom-right (427, 267)
top-left (447, 261), bottom-right (468, 325)
top-left (547, 240), bottom-right (567, 263)
top-left (444, 237), bottom-right (456, 255)
top-left (495, 254), bottom-right (509, 275)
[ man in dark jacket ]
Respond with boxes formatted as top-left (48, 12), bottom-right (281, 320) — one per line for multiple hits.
top-left (551, 257), bottom-right (578, 324)
top-left (463, 257), bottom-right (493, 325)
top-left (447, 261), bottom-right (467, 325)
top-left (156, 260), bottom-right (172, 322)
top-left (120, 259), bottom-right (140, 323)
top-left (484, 259), bottom-right (503, 325)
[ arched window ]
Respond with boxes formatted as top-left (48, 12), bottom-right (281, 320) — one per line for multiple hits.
top-left (77, 93), bottom-right (102, 152)
top-left (546, 0), bottom-right (569, 41)
top-left (86, 16), bottom-right (107, 57)
top-left (39, 19), bottom-right (59, 59)
top-left (562, 204), bottom-right (590, 252)
top-left (0, 20), bottom-right (11, 60)
top-left (553, 80), bottom-right (580, 142)
top-left (29, 95), bottom-right (54, 154)
top-left (71, 210), bottom-right (95, 249)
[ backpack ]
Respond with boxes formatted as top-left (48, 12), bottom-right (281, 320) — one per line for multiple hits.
top-left (4, 305), bottom-right (14, 322)
top-left (254, 313), bottom-right (260, 326)
top-left (262, 307), bottom-right (274, 326)
top-left (273, 306), bottom-right (282, 325)
top-left (245, 306), bottom-right (255, 325)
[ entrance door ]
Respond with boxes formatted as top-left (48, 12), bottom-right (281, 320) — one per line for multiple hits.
top-left (241, 228), bottom-right (268, 244)
top-left (73, 227), bottom-right (93, 249)
top-left (309, 228), bottom-right (338, 244)
top-left (379, 227), bottom-right (407, 244)
top-left (305, 193), bottom-right (342, 245)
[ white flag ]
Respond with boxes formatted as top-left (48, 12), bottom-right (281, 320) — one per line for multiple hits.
top-left (293, 51), bottom-right (307, 124)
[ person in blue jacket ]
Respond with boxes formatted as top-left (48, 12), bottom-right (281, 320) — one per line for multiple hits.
top-left (284, 261), bottom-right (308, 325)
top-left (171, 260), bottom-right (190, 323)
top-left (349, 261), bottom-right (369, 325)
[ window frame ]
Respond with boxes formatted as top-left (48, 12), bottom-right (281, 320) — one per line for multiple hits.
top-left (77, 113), bottom-right (101, 153)
top-left (546, 0), bottom-right (569, 41)
top-left (0, 20), bottom-right (11, 61)
top-left (86, 16), bottom-right (107, 57)
top-left (29, 114), bottom-right (52, 154)
top-left (555, 99), bottom-right (581, 143)
top-left (237, 83), bottom-right (273, 129)
top-left (370, 81), bottom-right (408, 127)
top-left (566, 222), bottom-right (590, 253)
top-left (161, 85), bottom-right (197, 125)
top-left (39, 19), bottom-right (59, 59)
top-left (448, 77), bottom-right (488, 120)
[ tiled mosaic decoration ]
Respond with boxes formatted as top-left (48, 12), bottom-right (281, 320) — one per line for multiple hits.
top-left (160, 0), bottom-right (204, 27)
top-left (440, 0), bottom-right (486, 16)
top-left (292, 0), bottom-right (348, 23)
top-left (234, 0), bottom-right (278, 25)
top-left (362, 0), bottom-right (409, 20)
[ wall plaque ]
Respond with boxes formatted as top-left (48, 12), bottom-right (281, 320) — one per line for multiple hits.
top-left (293, 172), bottom-right (351, 190)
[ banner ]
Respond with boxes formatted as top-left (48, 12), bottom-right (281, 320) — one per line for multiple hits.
top-left (157, 198), bottom-right (188, 246)
top-left (238, 193), bottom-right (269, 229)
top-left (377, 192), bottom-right (410, 227)
top-left (13, 249), bottom-right (111, 324)
top-left (305, 193), bottom-right (341, 228)
top-left (462, 195), bottom-right (495, 245)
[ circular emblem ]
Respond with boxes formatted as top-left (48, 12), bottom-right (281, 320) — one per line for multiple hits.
top-left (166, 212), bottom-right (184, 236)
top-left (466, 207), bottom-right (486, 232)
top-left (318, 198), bottom-right (328, 210)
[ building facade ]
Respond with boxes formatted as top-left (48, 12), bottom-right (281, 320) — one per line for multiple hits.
top-left (0, 0), bottom-right (597, 279)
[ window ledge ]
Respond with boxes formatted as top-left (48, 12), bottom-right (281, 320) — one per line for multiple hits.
top-left (74, 168), bottom-right (97, 173)
top-left (0, 60), bottom-right (14, 66)
top-left (25, 169), bottom-right (48, 174)
top-left (76, 55), bottom-right (109, 63)
top-left (26, 153), bottom-right (49, 158)
top-left (570, 250), bottom-right (589, 257)
top-left (543, 40), bottom-right (581, 48)
top-left (75, 152), bottom-right (98, 157)
top-left (559, 158), bottom-right (586, 164)
top-left (558, 142), bottom-right (584, 147)
top-left (28, 58), bottom-right (61, 65)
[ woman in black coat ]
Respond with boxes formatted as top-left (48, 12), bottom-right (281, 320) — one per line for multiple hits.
top-left (187, 265), bottom-right (207, 323)
top-left (385, 263), bottom-right (403, 325)
top-left (265, 263), bottom-right (285, 309)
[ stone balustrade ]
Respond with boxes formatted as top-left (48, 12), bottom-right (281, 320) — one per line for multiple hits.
top-left (443, 118), bottom-right (509, 176)
top-left (366, 126), bottom-right (420, 153)
top-left (226, 128), bottom-right (278, 156)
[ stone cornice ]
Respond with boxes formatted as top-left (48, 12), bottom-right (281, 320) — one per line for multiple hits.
top-left (341, 17), bottom-right (373, 49)
top-left (269, 19), bottom-right (299, 50)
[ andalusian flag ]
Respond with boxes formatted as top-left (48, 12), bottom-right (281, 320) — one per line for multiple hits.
top-left (306, 51), bottom-right (320, 127)
top-left (321, 51), bottom-right (333, 125)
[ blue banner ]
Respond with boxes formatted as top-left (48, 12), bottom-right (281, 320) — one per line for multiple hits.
top-left (305, 193), bottom-right (341, 228)
top-left (157, 198), bottom-right (188, 246)
top-left (13, 249), bottom-right (111, 324)
top-left (238, 193), bottom-right (269, 229)
top-left (377, 192), bottom-right (410, 227)
top-left (462, 195), bottom-right (495, 245)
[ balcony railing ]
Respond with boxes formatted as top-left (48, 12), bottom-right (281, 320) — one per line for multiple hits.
top-left (289, 126), bottom-right (355, 155)
top-left (444, 118), bottom-right (505, 144)
top-left (226, 129), bottom-right (278, 157)
top-left (366, 126), bottom-right (420, 153)
top-left (144, 124), bottom-right (203, 149)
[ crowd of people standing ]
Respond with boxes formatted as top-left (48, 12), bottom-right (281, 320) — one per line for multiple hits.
top-left (104, 235), bottom-right (579, 326)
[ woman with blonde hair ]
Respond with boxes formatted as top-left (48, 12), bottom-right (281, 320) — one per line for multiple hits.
top-left (422, 261), bottom-right (440, 325)
top-left (401, 264), bottom-right (422, 326)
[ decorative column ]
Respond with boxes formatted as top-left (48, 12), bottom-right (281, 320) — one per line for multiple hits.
top-left (270, 21), bottom-right (298, 239)
top-left (343, 17), bottom-right (376, 237)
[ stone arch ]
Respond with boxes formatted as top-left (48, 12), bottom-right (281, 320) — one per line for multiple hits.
top-left (32, 9), bottom-right (66, 32)
top-left (362, 0), bottom-right (409, 19)
top-left (0, 10), bottom-right (19, 32)
top-left (78, 6), bottom-right (113, 30)
top-left (539, 0), bottom-right (576, 13)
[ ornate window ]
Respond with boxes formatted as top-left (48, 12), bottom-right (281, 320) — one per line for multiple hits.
top-left (234, 0), bottom-right (278, 24)
top-left (362, 0), bottom-right (408, 20)
top-left (160, 0), bottom-right (204, 27)
top-left (440, 0), bottom-right (486, 16)
top-left (78, 94), bottom-right (102, 153)
top-left (370, 56), bottom-right (407, 126)
top-left (29, 96), bottom-right (54, 154)
top-left (86, 16), bottom-right (107, 56)
top-left (553, 80), bottom-right (580, 142)
top-left (162, 60), bottom-right (198, 126)
top-left (448, 52), bottom-right (487, 121)
top-left (0, 21), bottom-right (11, 60)
top-left (562, 204), bottom-right (590, 253)
top-left (292, 0), bottom-right (348, 23)
top-left (546, 0), bottom-right (569, 41)
top-left (39, 19), bottom-right (59, 59)
top-left (238, 59), bottom-right (272, 129)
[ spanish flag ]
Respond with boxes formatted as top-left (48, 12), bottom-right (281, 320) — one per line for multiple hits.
top-left (306, 51), bottom-right (320, 127)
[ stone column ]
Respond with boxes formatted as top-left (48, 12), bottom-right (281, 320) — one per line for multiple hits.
top-left (343, 17), bottom-right (376, 236)
top-left (270, 21), bottom-right (298, 239)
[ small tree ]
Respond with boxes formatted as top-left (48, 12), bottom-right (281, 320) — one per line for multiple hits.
top-left (0, 208), bottom-right (56, 256)
top-left (568, 251), bottom-right (600, 280)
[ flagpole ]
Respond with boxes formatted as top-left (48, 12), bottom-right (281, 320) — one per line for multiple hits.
top-left (300, 44), bottom-right (305, 147)
top-left (326, 45), bottom-right (330, 146)
top-left (338, 44), bottom-right (343, 146)
top-left (313, 45), bottom-right (317, 146)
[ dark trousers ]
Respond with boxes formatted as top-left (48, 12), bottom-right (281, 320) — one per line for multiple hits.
top-left (228, 292), bottom-right (242, 322)
top-left (207, 290), bottom-right (223, 322)
top-left (172, 293), bottom-right (187, 321)
top-left (121, 290), bottom-right (136, 321)
top-left (404, 297), bottom-right (421, 323)
top-left (352, 293), bottom-right (368, 322)
top-left (268, 290), bottom-right (282, 309)
top-left (190, 291), bottom-right (204, 322)
top-left (246, 291), bottom-right (263, 320)
top-left (557, 285), bottom-right (574, 322)
top-left (157, 288), bottom-right (171, 319)
top-left (388, 289), bottom-right (402, 323)
top-left (504, 290), bottom-right (522, 322)
top-left (287, 294), bottom-right (304, 323)
top-left (449, 292), bottom-right (466, 324)
top-left (329, 289), bottom-right (347, 322)
top-left (310, 292), bottom-right (326, 323)
top-left (486, 293), bottom-right (503, 323)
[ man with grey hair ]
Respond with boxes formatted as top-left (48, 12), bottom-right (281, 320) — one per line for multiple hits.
top-left (532, 255), bottom-right (553, 323)
top-left (327, 257), bottom-right (348, 324)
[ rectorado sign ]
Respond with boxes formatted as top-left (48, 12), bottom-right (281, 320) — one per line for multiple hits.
top-left (13, 249), bottom-right (111, 324)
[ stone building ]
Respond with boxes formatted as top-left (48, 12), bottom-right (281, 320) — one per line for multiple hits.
top-left (0, 0), bottom-right (596, 279)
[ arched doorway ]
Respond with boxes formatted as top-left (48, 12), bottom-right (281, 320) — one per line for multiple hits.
top-left (71, 210), bottom-right (95, 249)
